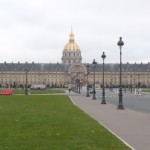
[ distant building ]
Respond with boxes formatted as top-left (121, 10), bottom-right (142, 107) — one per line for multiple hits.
top-left (0, 30), bottom-right (150, 88)
top-left (61, 30), bottom-right (82, 64)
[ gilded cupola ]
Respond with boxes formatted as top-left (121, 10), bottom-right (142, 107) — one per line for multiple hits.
top-left (61, 29), bottom-right (82, 64)
top-left (64, 30), bottom-right (80, 52)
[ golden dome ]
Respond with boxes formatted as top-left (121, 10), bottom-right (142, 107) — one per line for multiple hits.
top-left (64, 31), bottom-right (80, 52)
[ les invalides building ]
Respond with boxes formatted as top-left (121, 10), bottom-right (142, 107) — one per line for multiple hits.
top-left (0, 31), bottom-right (150, 88)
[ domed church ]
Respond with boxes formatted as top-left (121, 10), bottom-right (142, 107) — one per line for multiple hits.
top-left (61, 30), bottom-right (82, 64)
top-left (0, 30), bottom-right (150, 88)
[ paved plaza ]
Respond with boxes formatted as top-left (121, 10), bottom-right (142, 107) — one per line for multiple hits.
top-left (66, 88), bottom-right (150, 150)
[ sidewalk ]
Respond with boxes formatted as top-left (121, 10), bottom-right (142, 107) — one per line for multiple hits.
top-left (67, 91), bottom-right (150, 150)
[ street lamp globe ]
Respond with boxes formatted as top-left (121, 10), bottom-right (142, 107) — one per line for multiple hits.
top-left (117, 37), bottom-right (124, 47)
top-left (101, 52), bottom-right (106, 60)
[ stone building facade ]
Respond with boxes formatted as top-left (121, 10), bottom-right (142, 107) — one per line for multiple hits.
top-left (0, 31), bottom-right (150, 88)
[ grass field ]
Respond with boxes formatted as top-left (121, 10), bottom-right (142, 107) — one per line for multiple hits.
top-left (0, 95), bottom-right (131, 150)
top-left (13, 88), bottom-right (65, 94)
top-left (142, 88), bottom-right (150, 93)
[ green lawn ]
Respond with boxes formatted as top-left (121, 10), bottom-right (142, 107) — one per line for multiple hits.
top-left (0, 95), bottom-right (131, 150)
top-left (142, 88), bottom-right (150, 93)
top-left (13, 88), bottom-right (65, 94)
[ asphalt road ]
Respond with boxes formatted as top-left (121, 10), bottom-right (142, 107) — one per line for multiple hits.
top-left (80, 88), bottom-right (150, 114)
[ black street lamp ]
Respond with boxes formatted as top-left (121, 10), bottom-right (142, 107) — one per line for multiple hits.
top-left (110, 78), bottom-right (112, 91)
top-left (138, 74), bottom-right (140, 90)
top-left (115, 77), bottom-right (117, 89)
top-left (24, 68), bottom-right (28, 95)
top-left (76, 72), bottom-right (80, 94)
top-left (79, 79), bottom-right (81, 94)
top-left (75, 78), bottom-right (78, 93)
top-left (92, 59), bottom-right (97, 100)
top-left (78, 72), bottom-right (81, 94)
top-left (101, 52), bottom-right (106, 104)
top-left (134, 78), bottom-right (135, 91)
top-left (117, 37), bottom-right (124, 109)
top-left (86, 64), bottom-right (90, 97)
top-left (124, 76), bottom-right (126, 93)
top-left (130, 75), bottom-right (133, 93)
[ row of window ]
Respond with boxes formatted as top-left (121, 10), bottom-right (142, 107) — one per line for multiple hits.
top-left (63, 52), bottom-right (81, 57)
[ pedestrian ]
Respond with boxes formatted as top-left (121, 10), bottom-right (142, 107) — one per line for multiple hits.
top-left (68, 88), bottom-right (71, 93)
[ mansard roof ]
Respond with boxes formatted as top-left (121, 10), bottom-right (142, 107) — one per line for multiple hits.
top-left (86, 62), bottom-right (150, 72)
top-left (0, 62), bottom-right (150, 72)
top-left (0, 62), bottom-right (70, 72)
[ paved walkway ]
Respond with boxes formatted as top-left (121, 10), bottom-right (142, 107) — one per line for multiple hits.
top-left (66, 91), bottom-right (150, 150)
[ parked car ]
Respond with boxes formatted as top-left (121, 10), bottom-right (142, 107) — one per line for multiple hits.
top-left (30, 84), bottom-right (46, 90)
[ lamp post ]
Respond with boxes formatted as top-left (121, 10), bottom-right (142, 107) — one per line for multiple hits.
top-left (79, 78), bottom-right (81, 94)
top-left (86, 64), bottom-right (90, 97)
top-left (134, 78), bottom-right (135, 91)
top-left (24, 68), bottom-right (28, 95)
top-left (130, 75), bottom-right (133, 93)
top-left (138, 74), bottom-right (140, 90)
top-left (101, 52), bottom-right (106, 104)
top-left (117, 37), bottom-right (124, 109)
top-left (124, 76), bottom-right (126, 92)
top-left (76, 72), bottom-right (80, 94)
top-left (78, 72), bottom-right (80, 94)
top-left (110, 78), bottom-right (112, 91)
top-left (75, 78), bottom-right (78, 93)
top-left (92, 59), bottom-right (97, 100)
top-left (137, 74), bottom-right (141, 95)
top-left (115, 77), bottom-right (117, 91)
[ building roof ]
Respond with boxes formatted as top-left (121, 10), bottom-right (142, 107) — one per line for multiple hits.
top-left (0, 62), bottom-right (150, 72)
top-left (0, 62), bottom-right (70, 72)
top-left (87, 62), bottom-right (150, 72)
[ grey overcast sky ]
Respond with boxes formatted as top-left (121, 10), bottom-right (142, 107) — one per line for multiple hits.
top-left (0, 0), bottom-right (150, 64)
